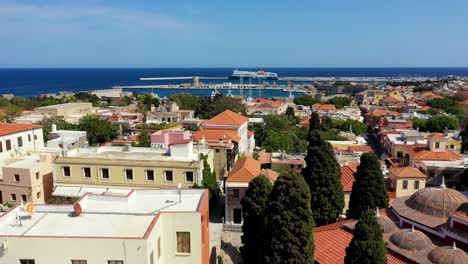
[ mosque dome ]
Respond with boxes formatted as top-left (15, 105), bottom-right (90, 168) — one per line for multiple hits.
top-left (428, 243), bottom-right (468, 264)
top-left (390, 227), bottom-right (433, 251)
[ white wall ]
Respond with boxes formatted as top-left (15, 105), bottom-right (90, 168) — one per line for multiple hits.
top-left (0, 129), bottom-right (44, 166)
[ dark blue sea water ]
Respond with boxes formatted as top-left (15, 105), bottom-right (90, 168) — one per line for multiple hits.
top-left (1, 68), bottom-right (467, 98)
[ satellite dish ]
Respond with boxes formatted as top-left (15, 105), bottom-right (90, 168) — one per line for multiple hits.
top-left (0, 241), bottom-right (7, 256)
top-left (23, 203), bottom-right (35, 215)
top-left (73, 202), bottom-right (82, 216)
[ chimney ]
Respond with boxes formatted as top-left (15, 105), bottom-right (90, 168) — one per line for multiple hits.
top-left (51, 124), bottom-right (57, 133)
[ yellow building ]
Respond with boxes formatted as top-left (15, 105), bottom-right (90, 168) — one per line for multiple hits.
top-left (52, 142), bottom-right (214, 197)
top-left (388, 90), bottom-right (403, 101)
top-left (388, 166), bottom-right (427, 198)
top-left (372, 94), bottom-right (386, 105)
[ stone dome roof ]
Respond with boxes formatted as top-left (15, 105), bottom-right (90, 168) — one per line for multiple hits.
top-left (390, 227), bottom-right (433, 251)
top-left (377, 214), bottom-right (398, 234)
top-left (405, 186), bottom-right (468, 218)
top-left (428, 243), bottom-right (468, 264)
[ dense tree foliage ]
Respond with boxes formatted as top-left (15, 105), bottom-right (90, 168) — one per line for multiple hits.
top-left (195, 94), bottom-right (246, 119)
top-left (265, 172), bottom-right (315, 264)
top-left (251, 114), bottom-right (308, 153)
top-left (293, 95), bottom-right (321, 106)
top-left (427, 98), bottom-right (458, 114)
top-left (285, 106), bottom-right (295, 118)
top-left (326, 96), bottom-right (352, 109)
top-left (78, 115), bottom-right (118, 146)
top-left (348, 153), bottom-right (389, 219)
top-left (345, 209), bottom-right (387, 264)
top-left (37, 115), bottom-right (77, 141)
top-left (136, 130), bottom-right (151, 147)
top-left (413, 86), bottom-right (434, 93)
top-left (169, 93), bottom-right (201, 110)
top-left (333, 119), bottom-right (367, 135)
top-left (461, 129), bottom-right (468, 154)
top-left (200, 154), bottom-right (220, 203)
top-left (135, 122), bottom-right (179, 130)
top-left (303, 130), bottom-right (344, 226)
top-left (240, 176), bottom-right (272, 264)
top-left (410, 115), bottom-right (459, 132)
top-left (136, 93), bottom-right (160, 115)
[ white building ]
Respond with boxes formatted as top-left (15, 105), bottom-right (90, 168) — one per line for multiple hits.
top-left (0, 124), bottom-right (44, 168)
top-left (0, 189), bottom-right (210, 264)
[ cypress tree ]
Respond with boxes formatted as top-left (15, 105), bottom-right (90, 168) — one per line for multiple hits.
top-left (265, 172), bottom-right (315, 264)
top-left (321, 115), bottom-right (333, 131)
top-left (348, 153), bottom-right (389, 219)
top-left (240, 175), bottom-right (272, 264)
top-left (302, 130), bottom-right (345, 226)
top-left (308, 112), bottom-right (321, 139)
top-left (344, 209), bottom-right (387, 264)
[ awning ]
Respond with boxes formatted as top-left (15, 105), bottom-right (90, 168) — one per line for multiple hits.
top-left (53, 185), bottom-right (132, 197)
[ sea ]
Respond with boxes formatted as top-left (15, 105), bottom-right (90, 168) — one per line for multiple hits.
top-left (1, 68), bottom-right (468, 98)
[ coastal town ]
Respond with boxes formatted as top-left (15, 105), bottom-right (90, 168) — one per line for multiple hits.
top-left (0, 74), bottom-right (467, 263)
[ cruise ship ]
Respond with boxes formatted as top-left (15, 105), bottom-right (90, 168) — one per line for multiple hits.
top-left (229, 69), bottom-right (278, 80)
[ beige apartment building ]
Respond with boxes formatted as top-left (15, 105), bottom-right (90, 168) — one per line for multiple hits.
top-left (52, 142), bottom-right (214, 197)
top-left (0, 154), bottom-right (53, 205)
top-left (35, 102), bottom-right (93, 116)
top-left (0, 189), bottom-right (210, 264)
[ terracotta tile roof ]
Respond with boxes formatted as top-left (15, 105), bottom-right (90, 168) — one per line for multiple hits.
top-left (226, 156), bottom-right (261, 183)
top-left (403, 145), bottom-right (461, 161)
top-left (405, 99), bottom-right (418, 105)
top-left (381, 95), bottom-right (399, 102)
top-left (427, 133), bottom-right (445, 140)
top-left (452, 210), bottom-right (468, 222)
top-left (418, 106), bottom-right (431, 112)
top-left (420, 92), bottom-right (443, 100)
top-left (314, 220), bottom-right (412, 264)
top-left (389, 166), bottom-right (427, 178)
top-left (371, 109), bottom-right (401, 117)
top-left (462, 99), bottom-right (468, 105)
top-left (192, 129), bottom-right (241, 142)
top-left (313, 103), bottom-right (336, 111)
top-left (261, 169), bottom-right (280, 183)
top-left (348, 145), bottom-right (372, 152)
top-left (168, 138), bottom-right (192, 146)
top-left (341, 165), bottom-right (357, 192)
top-left (253, 98), bottom-right (283, 108)
top-left (203, 110), bottom-right (247, 126)
top-left (299, 117), bottom-right (310, 126)
top-left (257, 151), bottom-right (271, 164)
top-left (0, 123), bottom-right (42, 136)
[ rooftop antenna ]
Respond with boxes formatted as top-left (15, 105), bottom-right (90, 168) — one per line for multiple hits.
top-left (178, 183), bottom-right (182, 203)
top-left (440, 176), bottom-right (446, 189)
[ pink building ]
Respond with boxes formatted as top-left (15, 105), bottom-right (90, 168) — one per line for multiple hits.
top-left (151, 129), bottom-right (191, 148)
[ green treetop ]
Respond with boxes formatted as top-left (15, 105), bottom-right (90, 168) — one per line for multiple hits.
top-left (240, 175), bottom-right (272, 264)
top-left (347, 153), bottom-right (389, 219)
top-left (345, 209), bottom-right (387, 264)
top-left (265, 172), bottom-right (315, 264)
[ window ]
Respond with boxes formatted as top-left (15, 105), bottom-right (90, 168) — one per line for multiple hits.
top-left (164, 171), bottom-right (173, 182)
top-left (435, 142), bottom-right (440, 149)
top-left (0, 142), bottom-right (3, 152)
top-left (185, 172), bottom-right (194, 183)
top-left (28, 134), bottom-right (31, 142)
top-left (14, 174), bottom-right (20, 182)
top-left (233, 189), bottom-right (240, 199)
top-left (414, 180), bottom-right (420, 190)
top-left (11, 194), bottom-right (16, 201)
top-left (101, 168), bottom-right (110, 179)
top-left (21, 194), bottom-right (27, 202)
top-left (63, 167), bottom-right (71, 177)
top-left (146, 170), bottom-right (155, 181)
top-left (6, 139), bottom-right (11, 150)
top-left (107, 261), bottom-right (124, 264)
top-left (35, 172), bottom-right (40, 180)
top-left (17, 136), bottom-right (23, 147)
top-left (83, 167), bottom-right (91, 178)
top-left (402, 180), bottom-right (408, 190)
top-left (37, 192), bottom-right (41, 199)
top-left (125, 169), bottom-right (133, 181)
top-left (176, 232), bottom-right (191, 254)
top-left (34, 135), bottom-right (38, 140)
top-left (71, 261), bottom-right (87, 264)
top-left (20, 260), bottom-right (35, 264)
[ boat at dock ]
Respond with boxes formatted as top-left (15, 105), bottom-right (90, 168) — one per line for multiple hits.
top-left (228, 69), bottom-right (278, 80)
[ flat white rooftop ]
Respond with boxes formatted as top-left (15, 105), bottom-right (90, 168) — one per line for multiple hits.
top-left (0, 189), bottom-right (205, 238)
top-left (61, 146), bottom-right (209, 162)
top-left (4, 155), bottom-right (43, 169)
top-left (36, 102), bottom-right (92, 110)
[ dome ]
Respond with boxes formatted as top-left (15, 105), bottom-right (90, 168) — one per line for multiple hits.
top-left (377, 214), bottom-right (397, 234)
top-left (390, 227), bottom-right (433, 251)
top-left (405, 186), bottom-right (468, 218)
top-left (429, 243), bottom-right (468, 264)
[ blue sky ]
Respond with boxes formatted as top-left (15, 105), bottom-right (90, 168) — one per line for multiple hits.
top-left (0, 0), bottom-right (467, 67)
